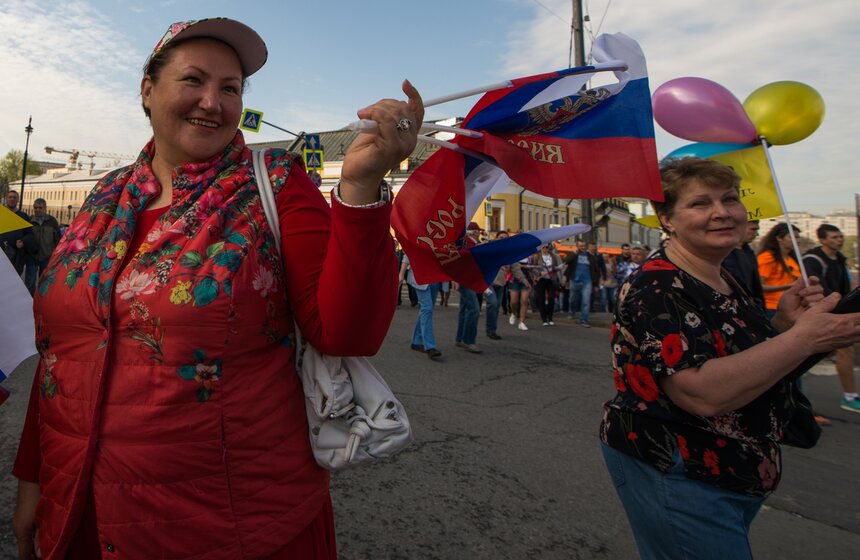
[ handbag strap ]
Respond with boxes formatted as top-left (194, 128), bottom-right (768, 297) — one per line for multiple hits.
top-left (251, 149), bottom-right (307, 353)
top-left (253, 149), bottom-right (281, 255)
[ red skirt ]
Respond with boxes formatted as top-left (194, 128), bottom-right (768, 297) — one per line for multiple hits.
top-left (66, 492), bottom-right (337, 559)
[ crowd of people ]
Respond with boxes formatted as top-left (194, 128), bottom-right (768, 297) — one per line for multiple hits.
top-left (396, 231), bottom-right (652, 357)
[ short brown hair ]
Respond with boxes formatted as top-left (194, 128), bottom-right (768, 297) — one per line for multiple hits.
top-left (817, 223), bottom-right (841, 240)
top-left (652, 157), bottom-right (741, 233)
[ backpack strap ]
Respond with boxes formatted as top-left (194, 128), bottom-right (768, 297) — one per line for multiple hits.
top-left (802, 252), bottom-right (827, 278)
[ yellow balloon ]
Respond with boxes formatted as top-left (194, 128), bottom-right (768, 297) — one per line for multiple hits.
top-left (743, 81), bottom-right (824, 145)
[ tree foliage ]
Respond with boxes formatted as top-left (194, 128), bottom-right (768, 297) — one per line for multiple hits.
top-left (0, 149), bottom-right (43, 193)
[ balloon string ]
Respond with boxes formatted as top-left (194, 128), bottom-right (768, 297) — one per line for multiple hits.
top-left (759, 137), bottom-right (809, 288)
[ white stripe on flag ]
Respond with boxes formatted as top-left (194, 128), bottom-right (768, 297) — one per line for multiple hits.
top-left (529, 224), bottom-right (592, 245)
top-left (0, 254), bottom-right (37, 381)
top-left (465, 161), bottom-right (510, 220)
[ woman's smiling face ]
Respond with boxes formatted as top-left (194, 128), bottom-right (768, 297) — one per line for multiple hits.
top-left (141, 38), bottom-right (244, 167)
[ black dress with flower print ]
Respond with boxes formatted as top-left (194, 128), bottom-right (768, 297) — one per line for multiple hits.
top-left (599, 249), bottom-right (795, 497)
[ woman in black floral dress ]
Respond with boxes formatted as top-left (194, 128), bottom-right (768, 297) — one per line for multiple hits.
top-left (599, 157), bottom-right (860, 560)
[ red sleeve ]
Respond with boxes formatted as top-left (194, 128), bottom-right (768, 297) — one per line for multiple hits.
top-left (12, 370), bottom-right (41, 482)
top-left (273, 154), bottom-right (397, 356)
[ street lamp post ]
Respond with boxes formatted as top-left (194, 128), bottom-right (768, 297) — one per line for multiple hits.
top-left (19, 116), bottom-right (34, 212)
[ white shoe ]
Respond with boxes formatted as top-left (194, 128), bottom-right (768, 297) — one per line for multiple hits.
top-left (548, 321), bottom-right (555, 326)
top-left (509, 314), bottom-right (516, 325)
top-left (518, 322), bottom-right (528, 331)
top-left (542, 322), bottom-right (549, 326)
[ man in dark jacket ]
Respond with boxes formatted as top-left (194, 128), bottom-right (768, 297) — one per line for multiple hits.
top-left (588, 241), bottom-right (607, 311)
top-left (564, 239), bottom-right (600, 327)
top-left (803, 224), bottom-right (859, 414)
top-left (722, 220), bottom-right (765, 311)
top-left (0, 190), bottom-right (36, 276)
top-left (24, 198), bottom-right (62, 295)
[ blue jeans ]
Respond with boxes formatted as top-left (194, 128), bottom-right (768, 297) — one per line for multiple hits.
top-left (24, 258), bottom-right (49, 296)
top-left (601, 444), bottom-right (764, 560)
top-left (604, 286), bottom-right (618, 314)
top-left (569, 280), bottom-right (592, 323)
top-left (456, 286), bottom-right (479, 345)
top-left (411, 284), bottom-right (439, 350)
top-left (485, 285), bottom-right (503, 335)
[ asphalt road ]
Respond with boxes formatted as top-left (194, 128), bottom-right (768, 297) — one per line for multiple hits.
top-left (1, 301), bottom-right (858, 559)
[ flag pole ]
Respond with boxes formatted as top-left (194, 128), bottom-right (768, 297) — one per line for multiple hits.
top-left (347, 119), bottom-right (484, 138)
top-left (759, 137), bottom-right (809, 287)
top-left (423, 81), bottom-right (512, 107)
top-left (428, 61), bottom-right (628, 107)
top-left (345, 120), bottom-right (493, 162)
top-left (416, 136), bottom-right (496, 164)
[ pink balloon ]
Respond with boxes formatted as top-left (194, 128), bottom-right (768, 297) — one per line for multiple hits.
top-left (652, 77), bottom-right (757, 144)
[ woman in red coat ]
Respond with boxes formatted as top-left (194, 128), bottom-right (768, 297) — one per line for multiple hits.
top-left (12, 18), bottom-right (423, 560)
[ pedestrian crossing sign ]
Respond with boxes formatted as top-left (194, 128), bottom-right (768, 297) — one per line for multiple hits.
top-left (303, 149), bottom-right (324, 171)
top-left (240, 109), bottom-right (264, 132)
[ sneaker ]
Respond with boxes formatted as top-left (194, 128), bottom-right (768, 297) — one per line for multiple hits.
top-left (455, 341), bottom-right (468, 349)
top-left (840, 397), bottom-right (860, 414)
top-left (581, 322), bottom-right (591, 328)
top-left (509, 314), bottom-right (516, 325)
top-left (462, 343), bottom-right (483, 354)
top-left (426, 348), bottom-right (442, 359)
top-left (548, 321), bottom-right (555, 326)
top-left (542, 322), bottom-right (549, 326)
top-left (814, 415), bottom-right (832, 426)
top-left (487, 332), bottom-right (502, 340)
top-left (410, 344), bottom-right (425, 352)
top-left (518, 322), bottom-right (528, 331)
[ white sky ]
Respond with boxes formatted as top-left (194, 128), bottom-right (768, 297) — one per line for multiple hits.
top-left (1, 0), bottom-right (857, 215)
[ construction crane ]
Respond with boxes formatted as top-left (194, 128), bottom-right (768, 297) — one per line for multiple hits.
top-left (44, 146), bottom-right (136, 171)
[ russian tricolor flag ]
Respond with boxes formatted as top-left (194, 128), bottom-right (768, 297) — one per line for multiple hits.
top-left (392, 33), bottom-right (662, 291)
top-left (457, 33), bottom-right (663, 201)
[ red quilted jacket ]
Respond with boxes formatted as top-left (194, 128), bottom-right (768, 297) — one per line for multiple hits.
top-left (28, 133), bottom-right (396, 559)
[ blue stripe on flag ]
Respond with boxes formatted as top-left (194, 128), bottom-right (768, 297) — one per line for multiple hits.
top-left (470, 225), bottom-right (591, 283)
top-left (466, 78), bottom-right (653, 140)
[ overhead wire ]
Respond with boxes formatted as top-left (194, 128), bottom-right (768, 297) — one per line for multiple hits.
top-left (530, 0), bottom-right (573, 27)
top-left (527, 1), bottom-right (614, 69)
top-left (584, 0), bottom-right (613, 64)
top-left (528, 0), bottom-right (578, 68)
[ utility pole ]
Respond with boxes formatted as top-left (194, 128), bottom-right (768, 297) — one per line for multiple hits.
top-left (571, 0), bottom-right (595, 241)
top-left (19, 116), bottom-right (33, 211)
top-left (571, 0), bottom-right (586, 67)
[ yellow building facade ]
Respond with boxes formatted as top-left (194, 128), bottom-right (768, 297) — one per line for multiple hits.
top-left (18, 168), bottom-right (105, 224)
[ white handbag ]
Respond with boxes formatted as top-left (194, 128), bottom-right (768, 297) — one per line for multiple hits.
top-left (252, 149), bottom-right (413, 469)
